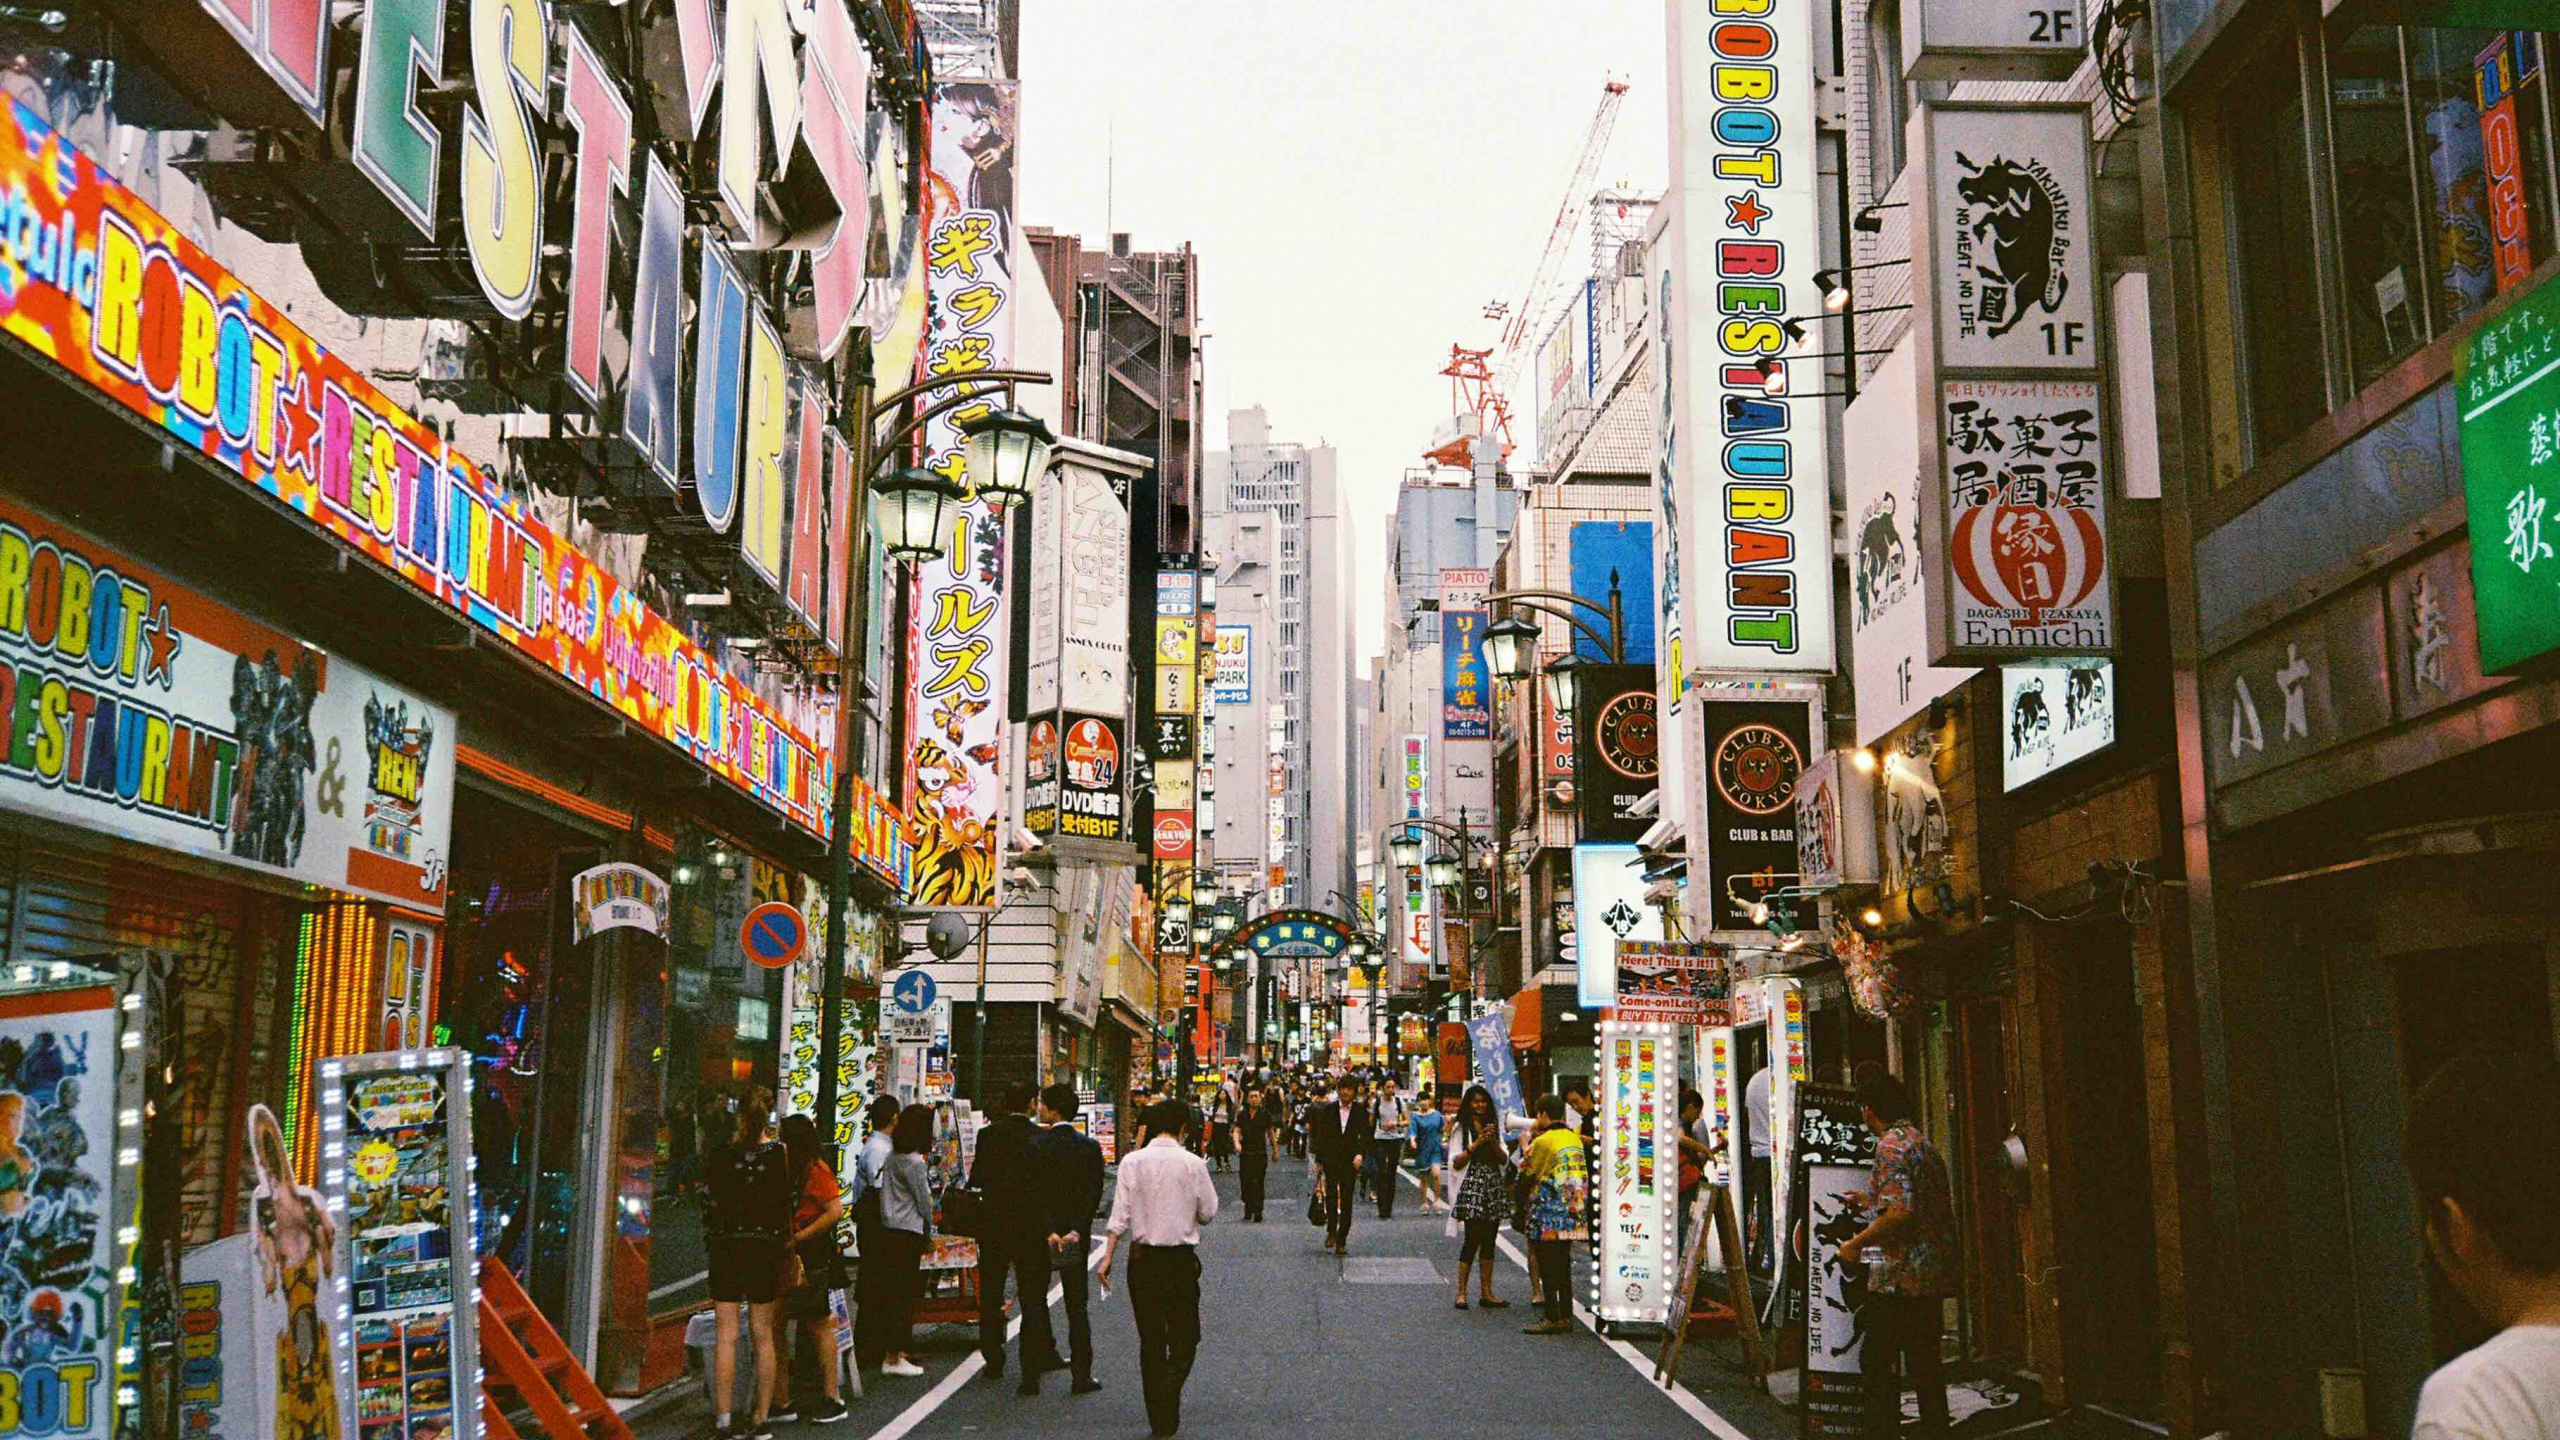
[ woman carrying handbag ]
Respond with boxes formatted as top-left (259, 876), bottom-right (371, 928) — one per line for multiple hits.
top-left (1446, 1085), bottom-right (1513, 1311)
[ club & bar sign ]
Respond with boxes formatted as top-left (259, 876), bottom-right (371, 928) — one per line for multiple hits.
top-left (0, 101), bottom-right (832, 834)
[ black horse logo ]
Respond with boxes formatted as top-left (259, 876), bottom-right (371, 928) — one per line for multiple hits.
top-left (1957, 152), bottom-right (2068, 339)
top-left (2010, 677), bottom-right (2051, 758)
top-left (1854, 493), bottom-right (1907, 628)
top-left (2064, 666), bottom-right (2108, 733)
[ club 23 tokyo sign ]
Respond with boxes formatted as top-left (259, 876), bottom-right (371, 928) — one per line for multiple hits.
top-left (2460, 268), bottom-right (2560, 673)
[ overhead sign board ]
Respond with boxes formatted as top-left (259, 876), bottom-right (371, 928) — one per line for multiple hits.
top-left (1913, 103), bottom-right (2116, 666)
top-left (1665, 0), bottom-right (1837, 675)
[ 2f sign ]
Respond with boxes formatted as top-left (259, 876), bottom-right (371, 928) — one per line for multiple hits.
top-left (2028, 7), bottom-right (2078, 44)
top-left (1906, 0), bottom-right (2090, 83)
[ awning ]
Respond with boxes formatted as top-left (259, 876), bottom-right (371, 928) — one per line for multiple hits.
top-left (1511, 986), bottom-right (1542, 1049)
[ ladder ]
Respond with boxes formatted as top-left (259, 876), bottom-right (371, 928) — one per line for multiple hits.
top-left (477, 1258), bottom-right (638, 1440)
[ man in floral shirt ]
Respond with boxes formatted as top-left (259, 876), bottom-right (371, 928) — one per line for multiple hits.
top-left (1835, 1071), bottom-right (1954, 1437)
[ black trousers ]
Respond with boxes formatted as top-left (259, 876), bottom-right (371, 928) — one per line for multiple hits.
top-left (852, 1214), bottom-right (887, 1367)
top-left (1370, 1138), bottom-right (1405, 1216)
top-left (1743, 1152), bottom-right (1773, 1272)
top-left (1240, 1149), bottom-right (1268, 1219)
top-left (1127, 1244), bottom-right (1201, 1436)
top-left (1053, 1236), bottom-right (1093, 1383)
top-left (1861, 1292), bottom-right (1949, 1437)
top-left (1320, 1161), bottom-right (1356, 1246)
top-left (1531, 1238), bottom-right (1575, 1322)
top-left (978, 1236), bottom-right (1056, 1366)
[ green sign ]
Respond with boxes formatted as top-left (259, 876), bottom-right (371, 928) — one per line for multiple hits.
top-left (2459, 272), bottom-right (2560, 673)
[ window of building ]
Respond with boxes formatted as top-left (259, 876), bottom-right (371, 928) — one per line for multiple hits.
top-left (2200, 20), bottom-right (2560, 479)
top-left (2213, 30), bottom-right (2329, 458)
top-left (1866, 0), bottom-right (1910, 193)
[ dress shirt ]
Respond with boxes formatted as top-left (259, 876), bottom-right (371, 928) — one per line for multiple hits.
top-left (1105, 1135), bottom-right (1219, 1246)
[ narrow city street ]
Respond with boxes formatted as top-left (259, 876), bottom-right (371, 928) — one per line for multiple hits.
top-left (631, 1162), bottom-right (1754, 1440)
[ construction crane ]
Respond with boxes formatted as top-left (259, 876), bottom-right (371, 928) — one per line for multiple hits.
top-left (1426, 77), bottom-right (1630, 468)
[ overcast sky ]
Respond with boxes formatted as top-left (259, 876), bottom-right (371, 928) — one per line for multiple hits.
top-left (1015, 1), bottom-right (1672, 656)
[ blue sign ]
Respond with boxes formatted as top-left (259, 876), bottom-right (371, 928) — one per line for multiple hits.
top-left (1569, 520), bottom-right (1657, 662)
top-left (891, 969), bottom-right (938, 1015)
top-left (1467, 1008), bottom-right (1527, 1123)
top-left (1443, 609), bottom-right (1490, 738)
top-left (740, 901), bottom-right (807, 969)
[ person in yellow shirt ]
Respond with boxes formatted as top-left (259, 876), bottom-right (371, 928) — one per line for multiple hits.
top-left (1515, 1096), bottom-right (1587, 1335)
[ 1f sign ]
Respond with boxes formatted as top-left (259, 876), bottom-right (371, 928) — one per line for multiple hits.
top-left (1920, 104), bottom-right (2097, 373)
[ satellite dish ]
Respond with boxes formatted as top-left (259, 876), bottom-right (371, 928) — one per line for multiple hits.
top-left (925, 911), bottom-right (974, 960)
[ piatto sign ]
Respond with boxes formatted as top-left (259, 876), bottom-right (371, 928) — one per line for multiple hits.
top-left (0, 101), bottom-right (832, 833)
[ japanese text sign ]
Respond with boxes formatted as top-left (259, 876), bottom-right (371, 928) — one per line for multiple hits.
top-left (2459, 267), bottom-right (2560, 672)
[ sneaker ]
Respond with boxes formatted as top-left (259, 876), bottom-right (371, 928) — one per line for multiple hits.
top-left (744, 1422), bottom-right (778, 1440)
top-left (798, 1397), bottom-right (849, 1424)
top-left (882, 1359), bottom-right (926, 1377)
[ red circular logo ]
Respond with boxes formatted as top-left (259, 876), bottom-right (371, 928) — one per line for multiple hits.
top-left (1064, 718), bottom-right (1119, 788)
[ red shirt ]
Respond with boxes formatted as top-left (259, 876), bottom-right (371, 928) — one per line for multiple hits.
top-left (794, 1163), bottom-right (840, 1233)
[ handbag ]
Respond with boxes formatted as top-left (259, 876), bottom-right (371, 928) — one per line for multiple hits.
top-left (939, 1182), bottom-right (987, 1239)
top-left (1305, 1184), bottom-right (1325, 1227)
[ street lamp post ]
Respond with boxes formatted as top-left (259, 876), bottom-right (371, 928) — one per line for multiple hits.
top-left (815, 357), bottom-right (1051, 1151)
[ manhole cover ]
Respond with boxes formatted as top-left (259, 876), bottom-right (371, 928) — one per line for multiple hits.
top-left (1341, 1257), bottom-right (1443, 1285)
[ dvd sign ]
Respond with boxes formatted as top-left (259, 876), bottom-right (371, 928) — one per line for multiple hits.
top-left (1059, 714), bottom-right (1127, 841)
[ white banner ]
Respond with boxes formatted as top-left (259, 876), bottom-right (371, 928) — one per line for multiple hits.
top-left (1846, 337), bottom-right (1975, 746)
top-left (1665, 0), bottom-right (1836, 674)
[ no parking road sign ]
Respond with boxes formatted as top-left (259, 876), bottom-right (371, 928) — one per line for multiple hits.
top-left (741, 902), bottom-right (808, 969)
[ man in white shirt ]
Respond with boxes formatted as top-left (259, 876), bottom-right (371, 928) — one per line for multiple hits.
top-left (2406, 1052), bottom-right (2560, 1440)
top-left (848, 1094), bottom-right (903, 1372)
top-left (1369, 1087), bottom-right (1413, 1219)
top-left (1099, 1100), bottom-right (1220, 1438)
top-left (1743, 1062), bottom-right (1774, 1273)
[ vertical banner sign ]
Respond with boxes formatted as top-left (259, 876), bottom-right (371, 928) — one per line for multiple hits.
top-left (1212, 625), bottom-right (1251, 705)
top-left (1846, 340), bottom-right (1976, 746)
top-left (1915, 104), bottom-right (2113, 665)
top-left (321, 1050), bottom-right (481, 1440)
top-left (1598, 1021), bottom-right (1681, 1325)
top-left (1706, 1026), bottom-right (1735, 1182)
top-left (1665, 0), bottom-right (1837, 673)
top-left (1786, 1081), bottom-right (1880, 1438)
top-left (1467, 1006), bottom-right (1529, 1123)
top-left (0, 988), bottom-right (118, 1440)
top-left (1440, 567), bottom-right (1491, 739)
top-left (907, 79), bottom-right (1023, 908)
top-left (1154, 566), bottom-right (1201, 996)
top-left (2479, 36), bottom-right (2536, 296)
top-left (2458, 261), bottom-right (2560, 674)
top-left (1699, 700), bottom-right (1811, 929)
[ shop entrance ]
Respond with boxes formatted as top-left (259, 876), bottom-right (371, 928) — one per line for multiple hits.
top-left (439, 787), bottom-right (606, 1337)
top-left (2056, 924), bottom-right (2162, 1411)
top-left (1956, 996), bottom-right (2026, 1361)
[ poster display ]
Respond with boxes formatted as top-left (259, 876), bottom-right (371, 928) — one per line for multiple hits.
top-left (0, 989), bottom-right (119, 1440)
top-left (1785, 1081), bottom-right (1879, 1438)
top-left (0, 496), bottom-right (458, 911)
top-left (1596, 1021), bottom-right (1681, 1325)
top-left (1664, 0), bottom-right (1836, 673)
top-left (320, 1049), bottom-right (480, 1440)
top-left (0, 102), bottom-right (829, 835)
top-left (1611, 942), bottom-right (1731, 1025)
top-left (904, 79), bottom-right (1023, 908)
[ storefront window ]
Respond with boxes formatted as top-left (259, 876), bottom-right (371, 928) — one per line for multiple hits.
top-left (2332, 28), bottom-right (2431, 384)
top-left (2410, 27), bottom-right (2555, 328)
top-left (2217, 34), bottom-right (2328, 456)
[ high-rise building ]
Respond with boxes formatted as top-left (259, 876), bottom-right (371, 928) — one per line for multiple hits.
top-left (1206, 407), bottom-right (1356, 912)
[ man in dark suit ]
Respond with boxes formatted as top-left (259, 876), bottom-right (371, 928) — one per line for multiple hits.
top-left (1305, 1074), bottom-right (1374, 1253)
top-left (968, 1080), bottom-right (1058, 1390)
top-left (1031, 1083), bottom-right (1107, 1397)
